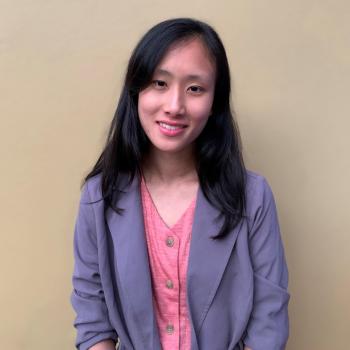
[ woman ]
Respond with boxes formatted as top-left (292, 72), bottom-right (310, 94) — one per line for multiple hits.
top-left (71, 18), bottom-right (290, 350)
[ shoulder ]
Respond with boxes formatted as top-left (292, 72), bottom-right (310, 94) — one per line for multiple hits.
top-left (80, 172), bottom-right (136, 203)
top-left (80, 173), bottom-right (103, 204)
top-left (245, 170), bottom-right (277, 222)
top-left (245, 170), bottom-right (274, 199)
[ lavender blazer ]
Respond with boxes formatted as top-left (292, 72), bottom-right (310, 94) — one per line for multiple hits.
top-left (71, 171), bottom-right (290, 350)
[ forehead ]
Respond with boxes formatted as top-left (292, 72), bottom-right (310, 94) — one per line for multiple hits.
top-left (154, 38), bottom-right (216, 80)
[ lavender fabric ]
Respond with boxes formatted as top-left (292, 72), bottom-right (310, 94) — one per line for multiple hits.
top-left (71, 170), bottom-right (290, 350)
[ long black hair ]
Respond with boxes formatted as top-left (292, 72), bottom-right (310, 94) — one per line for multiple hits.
top-left (84, 17), bottom-right (246, 238)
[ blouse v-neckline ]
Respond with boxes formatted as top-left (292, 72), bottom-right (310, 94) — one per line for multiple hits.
top-left (140, 176), bottom-right (198, 232)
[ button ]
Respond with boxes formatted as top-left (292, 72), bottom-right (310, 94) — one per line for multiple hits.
top-left (166, 323), bottom-right (174, 334)
top-left (166, 279), bottom-right (174, 289)
top-left (166, 236), bottom-right (174, 247)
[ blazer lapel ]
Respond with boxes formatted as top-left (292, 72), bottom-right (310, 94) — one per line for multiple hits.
top-left (187, 186), bottom-right (243, 339)
top-left (106, 174), bottom-right (161, 350)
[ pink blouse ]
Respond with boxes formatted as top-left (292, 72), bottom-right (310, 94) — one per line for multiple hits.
top-left (140, 177), bottom-right (196, 350)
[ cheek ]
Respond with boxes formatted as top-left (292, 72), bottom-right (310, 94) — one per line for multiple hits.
top-left (189, 97), bottom-right (213, 123)
top-left (138, 92), bottom-right (160, 119)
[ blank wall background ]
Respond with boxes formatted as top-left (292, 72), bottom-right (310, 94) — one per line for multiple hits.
top-left (1, 1), bottom-right (349, 349)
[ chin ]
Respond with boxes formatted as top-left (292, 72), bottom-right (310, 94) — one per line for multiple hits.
top-left (150, 142), bottom-right (192, 155)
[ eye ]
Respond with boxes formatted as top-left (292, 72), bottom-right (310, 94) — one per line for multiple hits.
top-left (188, 85), bottom-right (204, 94)
top-left (152, 80), bottom-right (167, 89)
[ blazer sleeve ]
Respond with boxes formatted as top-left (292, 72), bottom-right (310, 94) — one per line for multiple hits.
top-left (243, 177), bottom-right (290, 350)
top-left (70, 182), bottom-right (118, 350)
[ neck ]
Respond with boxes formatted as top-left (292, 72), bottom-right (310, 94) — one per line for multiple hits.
top-left (141, 147), bottom-right (198, 186)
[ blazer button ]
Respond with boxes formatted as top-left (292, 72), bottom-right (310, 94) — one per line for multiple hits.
top-left (166, 279), bottom-right (174, 289)
top-left (166, 323), bottom-right (174, 334)
top-left (166, 236), bottom-right (174, 247)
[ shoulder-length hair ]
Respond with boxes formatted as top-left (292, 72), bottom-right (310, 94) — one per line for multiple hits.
top-left (84, 17), bottom-right (246, 238)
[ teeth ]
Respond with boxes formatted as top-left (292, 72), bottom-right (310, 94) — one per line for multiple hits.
top-left (159, 122), bottom-right (184, 130)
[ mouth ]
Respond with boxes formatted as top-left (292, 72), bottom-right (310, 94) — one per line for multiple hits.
top-left (156, 121), bottom-right (187, 130)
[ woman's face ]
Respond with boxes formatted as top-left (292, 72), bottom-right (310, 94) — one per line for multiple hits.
top-left (138, 38), bottom-right (216, 155)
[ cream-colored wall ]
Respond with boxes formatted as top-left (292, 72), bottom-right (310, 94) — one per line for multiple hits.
top-left (1, 1), bottom-right (349, 349)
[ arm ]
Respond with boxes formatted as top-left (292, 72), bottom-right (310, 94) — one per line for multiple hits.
top-left (71, 182), bottom-right (118, 350)
top-left (243, 178), bottom-right (290, 350)
top-left (89, 339), bottom-right (116, 350)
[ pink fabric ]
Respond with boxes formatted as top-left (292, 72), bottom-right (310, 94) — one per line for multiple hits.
top-left (140, 177), bottom-right (196, 350)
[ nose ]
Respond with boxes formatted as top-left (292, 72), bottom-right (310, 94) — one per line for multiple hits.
top-left (163, 86), bottom-right (185, 116)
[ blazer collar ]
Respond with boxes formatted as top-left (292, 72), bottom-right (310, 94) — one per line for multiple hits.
top-left (106, 174), bottom-right (242, 349)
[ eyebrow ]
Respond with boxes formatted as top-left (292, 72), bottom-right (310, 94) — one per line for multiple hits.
top-left (154, 68), bottom-right (211, 83)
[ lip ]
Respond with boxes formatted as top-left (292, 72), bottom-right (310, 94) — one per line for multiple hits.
top-left (157, 121), bottom-right (187, 136)
top-left (156, 120), bottom-right (188, 127)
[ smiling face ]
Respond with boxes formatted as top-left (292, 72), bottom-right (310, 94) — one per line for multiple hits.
top-left (138, 37), bottom-right (216, 156)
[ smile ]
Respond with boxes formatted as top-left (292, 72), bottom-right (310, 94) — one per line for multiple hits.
top-left (158, 122), bottom-right (186, 130)
top-left (157, 121), bottom-right (187, 137)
